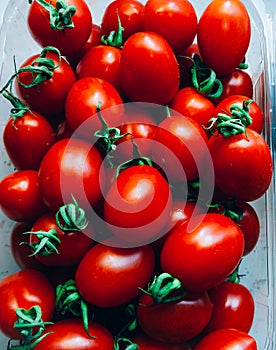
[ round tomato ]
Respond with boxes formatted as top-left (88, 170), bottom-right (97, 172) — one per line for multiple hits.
top-left (0, 269), bottom-right (55, 339)
top-left (137, 290), bottom-right (213, 343)
top-left (75, 243), bottom-right (155, 307)
top-left (0, 170), bottom-right (47, 222)
top-left (103, 164), bottom-right (172, 245)
top-left (205, 281), bottom-right (255, 334)
top-left (143, 0), bottom-right (197, 54)
top-left (119, 31), bottom-right (180, 104)
top-left (33, 319), bottom-right (114, 350)
top-left (27, 0), bottom-right (92, 55)
top-left (197, 0), bottom-right (251, 76)
top-left (161, 213), bottom-right (245, 291)
top-left (193, 328), bottom-right (257, 350)
top-left (38, 138), bottom-right (105, 212)
top-left (208, 128), bottom-right (272, 201)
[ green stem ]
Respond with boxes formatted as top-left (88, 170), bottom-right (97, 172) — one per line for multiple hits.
top-left (101, 10), bottom-right (124, 48)
top-left (21, 229), bottom-right (61, 257)
top-left (1, 89), bottom-right (29, 124)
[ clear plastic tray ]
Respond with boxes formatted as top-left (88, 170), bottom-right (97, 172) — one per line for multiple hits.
top-left (0, 0), bottom-right (275, 348)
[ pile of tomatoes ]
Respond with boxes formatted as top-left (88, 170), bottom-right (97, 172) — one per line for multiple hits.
top-left (0, 0), bottom-right (273, 349)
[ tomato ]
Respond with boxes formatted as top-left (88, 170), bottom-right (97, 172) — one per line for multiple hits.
top-left (15, 49), bottom-right (76, 120)
top-left (137, 291), bottom-right (213, 343)
top-left (0, 269), bottom-right (55, 339)
top-left (76, 45), bottom-right (122, 94)
top-left (197, 0), bottom-right (251, 76)
top-left (101, 0), bottom-right (145, 43)
top-left (168, 87), bottom-right (215, 134)
top-left (150, 114), bottom-right (210, 183)
top-left (161, 213), bottom-right (245, 291)
top-left (193, 328), bottom-right (257, 350)
top-left (120, 32), bottom-right (180, 104)
top-left (103, 164), bottom-right (172, 245)
top-left (208, 128), bottom-right (273, 201)
top-left (0, 170), bottom-right (47, 222)
top-left (3, 109), bottom-right (56, 170)
top-left (27, 212), bottom-right (95, 266)
top-left (65, 77), bottom-right (124, 140)
top-left (205, 281), bottom-right (255, 334)
top-left (27, 0), bottom-right (92, 56)
top-left (143, 0), bottom-right (197, 54)
top-left (212, 95), bottom-right (264, 134)
top-left (33, 319), bottom-right (114, 350)
top-left (75, 243), bottom-right (155, 307)
top-left (38, 138), bottom-right (105, 212)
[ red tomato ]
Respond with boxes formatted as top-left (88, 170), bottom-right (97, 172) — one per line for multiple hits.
top-left (38, 138), bottom-right (105, 212)
top-left (101, 0), bottom-right (145, 42)
top-left (161, 213), bottom-right (245, 291)
top-left (103, 164), bottom-right (172, 245)
top-left (193, 328), bottom-right (257, 350)
top-left (33, 319), bottom-right (114, 350)
top-left (75, 243), bottom-right (155, 307)
top-left (76, 45), bottom-right (122, 94)
top-left (0, 170), bottom-right (47, 222)
top-left (0, 269), bottom-right (55, 339)
top-left (205, 281), bottom-right (255, 334)
top-left (27, 0), bottom-right (92, 55)
top-left (208, 128), bottom-right (272, 201)
top-left (119, 31), bottom-right (180, 104)
top-left (28, 212), bottom-right (95, 266)
top-left (15, 50), bottom-right (76, 120)
top-left (131, 331), bottom-right (192, 349)
top-left (197, 0), bottom-right (251, 76)
top-left (137, 291), bottom-right (213, 343)
top-left (65, 77), bottom-right (124, 140)
top-left (143, 0), bottom-right (197, 53)
top-left (3, 109), bottom-right (56, 170)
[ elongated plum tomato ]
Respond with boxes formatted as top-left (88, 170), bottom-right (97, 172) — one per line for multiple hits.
top-left (197, 0), bottom-right (251, 76)
top-left (103, 164), bottom-right (172, 245)
top-left (160, 213), bottom-right (245, 291)
top-left (120, 31), bottom-right (180, 104)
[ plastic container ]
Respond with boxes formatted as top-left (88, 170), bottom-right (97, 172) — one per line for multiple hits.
top-left (0, 0), bottom-right (275, 348)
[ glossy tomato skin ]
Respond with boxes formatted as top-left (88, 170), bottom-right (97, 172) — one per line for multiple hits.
top-left (101, 0), bottom-right (145, 42)
top-left (3, 110), bottom-right (56, 170)
top-left (143, 0), bottom-right (197, 54)
top-left (27, 0), bottom-right (92, 56)
top-left (193, 328), bottom-right (257, 350)
top-left (161, 213), bottom-right (245, 291)
top-left (208, 129), bottom-right (273, 202)
top-left (197, 0), bottom-right (251, 76)
top-left (0, 170), bottom-right (47, 222)
top-left (34, 319), bottom-right (114, 350)
top-left (75, 243), bottom-right (155, 307)
top-left (103, 165), bottom-right (172, 245)
top-left (0, 269), bottom-right (55, 339)
top-left (131, 331), bottom-right (192, 349)
top-left (29, 212), bottom-right (95, 266)
top-left (38, 138), bottom-right (105, 212)
top-left (137, 291), bottom-right (213, 343)
top-left (15, 52), bottom-right (76, 120)
top-left (205, 281), bottom-right (255, 334)
top-left (65, 77), bottom-right (124, 140)
top-left (120, 32), bottom-right (180, 104)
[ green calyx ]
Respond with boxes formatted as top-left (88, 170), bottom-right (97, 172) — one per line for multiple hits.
top-left (1, 89), bottom-right (29, 124)
top-left (22, 229), bottom-right (61, 257)
top-left (114, 305), bottom-right (138, 350)
top-left (101, 10), bottom-right (124, 48)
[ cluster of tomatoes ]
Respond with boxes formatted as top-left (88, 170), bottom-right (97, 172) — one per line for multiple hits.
top-left (0, 0), bottom-right (273, 349)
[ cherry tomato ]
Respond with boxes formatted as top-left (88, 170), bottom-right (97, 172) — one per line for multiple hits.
top-left (137, 291), bottom-right (213, 343)
top-left (33, 319), bottom-right (114, 350)
top-left (197, 0), bottom-right (251, 76)
top-left (0, 170), bottom-right (47, 222)
top-left (0, 269), bottom-right (55, 339)
top-left (143, 0), bottom-right (197, 54)
top-left (120, 31), bottom-right (180, 104)
top-left (205, 281), bottom-right (255, 334)
top-left (75, 243), bottom-right (155, 307)
top-left (161, 213), bottom-right (245, 291)
top-left (27, 0), bottom-right (92, 55)
top-left (193, 328), bottom-right (257, 350)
